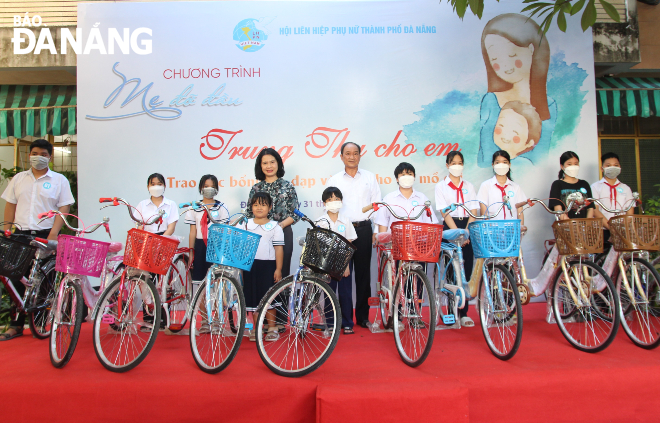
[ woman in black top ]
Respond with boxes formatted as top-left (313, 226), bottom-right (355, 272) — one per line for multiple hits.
top-left (549, 151), bottom-right (595, 219)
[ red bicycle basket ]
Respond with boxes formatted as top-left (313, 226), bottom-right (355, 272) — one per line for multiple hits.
top-left (55, 235), bottom-right (110, 278)
top-left (123, 229), bottom-right (179, 275)
top-left (391, 221), bottom-right (443, 262)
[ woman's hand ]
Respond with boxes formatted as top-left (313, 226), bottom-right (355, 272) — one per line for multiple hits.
top-left (343, 266), bottom-right (350, 278)
top-left (274, 269), bottom-right (282, 283)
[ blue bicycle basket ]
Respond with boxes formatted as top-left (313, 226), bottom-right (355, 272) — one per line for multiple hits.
top-left (206, 224), bottom-right (261, 271)
top-left (468, 219), bottom-right (521, 258)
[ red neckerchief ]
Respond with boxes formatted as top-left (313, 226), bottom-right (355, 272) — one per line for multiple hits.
top-left (447, 179), bottom-right (465, 216)
top-left (200, 209), bottom-right (209, 246)
top-left (604, 181), bottom-right (620, 208)
top-left (495, 183), bottom-right (509, 218)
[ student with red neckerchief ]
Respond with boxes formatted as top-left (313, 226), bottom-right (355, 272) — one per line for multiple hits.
top-left (477, 150), bottom-right (527, 224)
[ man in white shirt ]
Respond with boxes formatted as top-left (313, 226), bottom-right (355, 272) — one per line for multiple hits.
top-left (1, 139), bottom-right (75, 341)
top-left (327, 142), bottom-right (382, 328)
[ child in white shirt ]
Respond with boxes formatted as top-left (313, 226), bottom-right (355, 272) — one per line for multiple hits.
top-left (243, 192), bottom-right (284, 342)
top-left (477, 150), bottom-right (527, 223)
top-left (315, 187), bottom-right (358, 334)
top-left (135, 173), bottom-right (179, 235)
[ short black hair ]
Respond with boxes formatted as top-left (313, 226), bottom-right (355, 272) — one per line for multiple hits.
top-left (601, 152), bottom-right (620, 164)
top-left (254, 148), bottom-right (285, 181)
top-left (198, 174), bottom-right (219, 194)
top-left (322, 187), bottom-right (343, 202)
top-left (394, 162), bottom-right (415, 178)
top-left (147, 173), bottom-right (165, 186)
top-left (446, 150), bottom-right (464, 164)
top-left (29, 139), bottom-right (52, 156)
top-left (250, 192), bottom-right (272, 208)
top-left (340, 142), bottom-right (361, 155)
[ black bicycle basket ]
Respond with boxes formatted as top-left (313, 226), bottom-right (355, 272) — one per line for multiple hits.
top-left (300, 227), bottom-right (357, 280)
top-left (0, 236), bottom-right (37, 279)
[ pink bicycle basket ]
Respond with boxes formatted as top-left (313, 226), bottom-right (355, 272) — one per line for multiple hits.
top-left (55, 235), bottom-right (111, 278)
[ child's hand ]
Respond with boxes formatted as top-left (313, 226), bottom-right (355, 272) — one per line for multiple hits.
top-left (274, 269), bottom-right (282, 283)
top-left (343, 266), bottom-right (350, 278)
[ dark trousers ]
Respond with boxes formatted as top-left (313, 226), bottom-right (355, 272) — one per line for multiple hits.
top-left (9, 229), bottom-right (51, 328)
top-left (327, 261), bottom-right (354, 329)
top-left (443, 219), bottom-right (473, 318)
top-left (282, 225), bottom-right (293, 277)
top-left (353, 224), bottom-right (373, 324)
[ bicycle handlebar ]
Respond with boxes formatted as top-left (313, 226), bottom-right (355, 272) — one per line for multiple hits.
top-left (517, 191), bottom-right (640, 218)
top-left (99, 197), bottom-right (163, 226)
top-left (363, 201), bottom-right (432, 221)
top-left (441, 196), bottom-right (512, 220)
top-left (37, 210), bottom-right (110, 235)
top-left (178, 201), bottom-right (243, 226)
top-left (586, 192), bottom-right (640, 215)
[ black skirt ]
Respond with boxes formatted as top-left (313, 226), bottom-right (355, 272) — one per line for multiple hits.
top-left (243, 259), bottom-right (277, 310)
top-left (192, 238), bottom-right (211, 281)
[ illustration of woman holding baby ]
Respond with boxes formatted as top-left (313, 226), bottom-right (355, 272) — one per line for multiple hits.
top-left (477, 13), bottom-right (557, 167)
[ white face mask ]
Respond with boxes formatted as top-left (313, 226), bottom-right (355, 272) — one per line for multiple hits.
top-left (603, 166), bottom-right (621, 179)
top-left (493, 163), bottom-right (510, 176)
top-left (448, 165), bottom-right (464, 177)
top-left (30, 155), bottom-right (50, 171)
top-left (398, 174), bottom-right (415, 189)
top-left (563, 165), bottom-right (580, 178)
top-left (202, 187), bottom-right (218, 199)
top-left (149, 185), bottom-right (165, 198)
top-left (325, 201), bottom-right (343, 213)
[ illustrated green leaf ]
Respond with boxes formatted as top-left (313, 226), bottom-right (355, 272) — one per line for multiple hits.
top-left (581, 0), bottom-right (597, 31)
top-left (571, 0), bottom-right (586, 15)
top-left (557, 9), bottom-right (567, 32)
top-left (599, 0), bottom-right (621, 22)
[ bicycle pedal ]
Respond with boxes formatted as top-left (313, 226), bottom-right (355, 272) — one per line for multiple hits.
top-left (101, 314), bottom-right (115, 324)
top-left (168, 323), bottom-right (184, 331)
top-left (368, 297), bottom-right (380, 306)
top-left (245, 323), bottom-right (253, 330)
top-left (442, 315), bottom-right (456, 325)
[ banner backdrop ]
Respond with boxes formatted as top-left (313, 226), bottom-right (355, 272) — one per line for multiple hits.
top-left (77, 0), bottom-right (597, 287)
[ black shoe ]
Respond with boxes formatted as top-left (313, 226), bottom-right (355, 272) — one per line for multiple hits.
top-left (358, 320), bottom-right (370, 328)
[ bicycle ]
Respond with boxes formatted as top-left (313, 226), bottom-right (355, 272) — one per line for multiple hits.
top-left (254, 209), bottom-right (352, 377)
top-left (435, 199), bottom-right (523, 360)
top-left (363, 200), bottom-right (441, 367)
top-left (91, 197), bottom-right (179, 372)
top-left (586, 194), bottom-right (660, 349)
top-left (511, 192), bottom-right (620, 353)
top-left (38, 210), bottom-right (125, 368)
top-left (180, 201), bottom-right (253, 374)
top-left (0, 220), bottom-right (59, 339)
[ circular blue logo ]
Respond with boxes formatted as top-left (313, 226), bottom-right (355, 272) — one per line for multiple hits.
top-left (211, 210), bottom-right (219, 217)
top-left (412, 201), bottom-right (418, 207)
top-left (617, 187), bottom-right (624, 193)
top-left (580, 188), bottom-right (587, 194)
top-left (162, 212), bottom-right (168, 219)
top-left (233, 18), bottom-right (268, 52)
top-left (265, 222), bottom-right (274, 230)
top-left (507, 190), bottom-right (515, 198)
top-left (42, 182), bottom-right (51, 189)
top-left (462, 188), bottom-right (468, 194)
top-left (338, 224), bottom-right (345, 232)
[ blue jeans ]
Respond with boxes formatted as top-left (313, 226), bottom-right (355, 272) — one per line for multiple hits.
top-left (326, 262), bottom-right (354, 329)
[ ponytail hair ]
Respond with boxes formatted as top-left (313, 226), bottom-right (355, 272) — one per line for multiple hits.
top-left (558, 151), bottom-right (579, 179)
top-left (492, 150), bottom-right (513, 181)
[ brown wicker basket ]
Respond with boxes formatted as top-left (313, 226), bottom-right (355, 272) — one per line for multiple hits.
top-left (552, 218), bottom-right (603, 255)
top-left (608, 215), bottom-right (660, 252)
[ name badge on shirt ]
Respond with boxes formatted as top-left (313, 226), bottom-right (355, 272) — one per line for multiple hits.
top-left (265, 222), bottom-right (274, 230)
top-left (43, 182), bottom-right (51, 189)
top-left (412, 201), bottom-right (418, 207)
top-left (338, 224), bottom-right (345, 233)
top-left (507, 190), bottom-right (515, 198)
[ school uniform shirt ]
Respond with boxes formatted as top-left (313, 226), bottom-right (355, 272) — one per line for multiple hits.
top-left (135, 196), bottom-right (179, 233)
top-left (1, 169), bottom-right (75, 231)
top-left (246, 219), bottom-right (285, 260)
top-left (549, 179), bottom-right (595, 219)
top-left (591, 178), bottom-right (635, 220)
top-left (315, 212), bottom-right (358, 242)
top-left (476, 176), bottom-right (527, 220)
top-left (374, 188), bottom-right (439, 230)
top-left (326, 168), bottom-right (382, 223)
top-left (184, 201), bottom-right (230, 239)
top-left (434, 176), bottom-right (478, 221)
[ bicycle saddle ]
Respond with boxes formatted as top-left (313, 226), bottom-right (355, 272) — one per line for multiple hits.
top-left (108, 242), bottom-right (123, 253)
top-left (442, 229), bottom-right (468, 242)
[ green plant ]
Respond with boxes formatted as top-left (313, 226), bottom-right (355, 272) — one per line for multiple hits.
top-left (0, 166), bottom-right (23, 186)
top-left (644, 184), bottom-right (660, 217)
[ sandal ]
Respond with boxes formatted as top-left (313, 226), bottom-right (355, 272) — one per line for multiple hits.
top-left (0, 327), bottom-right (24, 341)
top-left (249, 330), bottom-right (256, 342)
top-left (265, 330), bottom-right (279, 342)
top-left (342, 327), bottom-right (355, 335)
top-left (460, 317), bottom-right (475, 327)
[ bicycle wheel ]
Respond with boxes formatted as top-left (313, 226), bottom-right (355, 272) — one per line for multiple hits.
top-left (28, 261), bottom-right (58, 339)
top-left (93, 272), bottom-right (161, 372)
top-left (392, 266), bottom-right (436, 367)
top-left (552, 259), bottom-right (619, 353)
top-left (49, 276), bottom-right (83, 368)
top-left (436, 251), bottom-right (457, 326)
top-left (255, 275), bottom-right (340, 377)
top-left (378, 254), bottom-right (394, 329)
top-left (617, 257), bottom-right (660, 349)
top-left (478, 263), bottom-right (522, 360)
top-left (163, 256), bottom-right (192, 332)
top-left (189, 274), bottom-right (245, 373)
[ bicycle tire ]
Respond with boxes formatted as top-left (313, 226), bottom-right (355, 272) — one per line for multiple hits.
top-left (189, 273), bottom-right (245, 373)
top-left (616, 257), bottom-right (660, 349)
top-left (478, 264), bottom-right (522, 360)
top-left (436, 251), bottom-right (457, 326)
top-left (552, 259), bottom-right (619, 353)
top-left (392, 266), bottom-right (436, 367)
top-left (49, 276), bottom-right (83, 368)
top-left (379, 254), bottom-right (393, 329)
top-left (93, 273), bottom-right (161, 372)
top-left (255, 276), bottom-right (340, 377)
top-left (28, 261), bottom-right (58, 339)
top-left (163, 256), bottom-right (192, 333)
